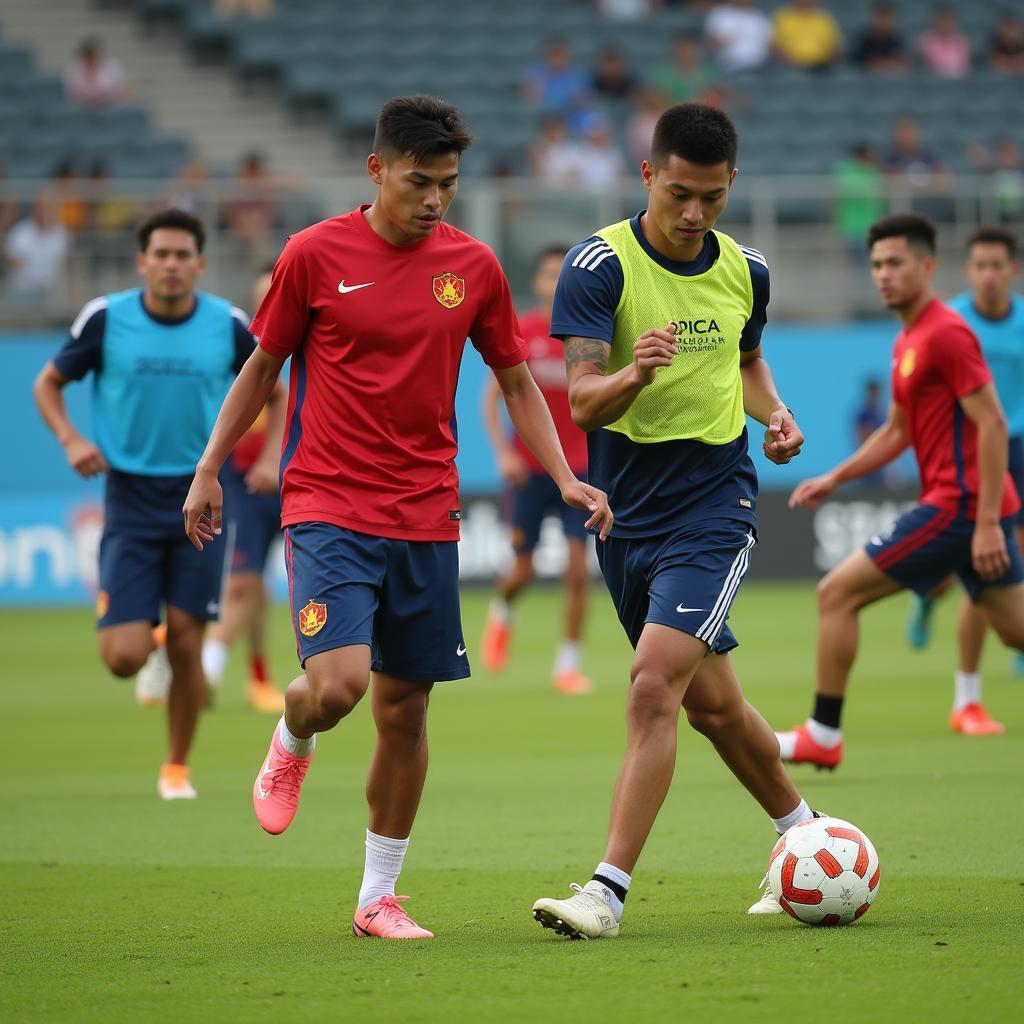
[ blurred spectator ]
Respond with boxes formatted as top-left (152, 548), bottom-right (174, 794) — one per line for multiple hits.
top-left (223, 151), bottom-right (280, 260)
top-left (833, 144), bottom-right (886, 255)
top-left (969, 138), bottom-right (1024, 221)
top-left (852, 4), bottom-right (910, 73)
top-left (3, 195), bottom-right (70, 297)
top-left (655, 34), bottom-right (718, 102)
top-left (852, 379), bottom-right (887, 486)
top-left (591, 46), bottom-right (639, 100)
top-left (705, 0), bottom-right (773, 73)
top-left (570, 113), bottom-right (628, 191)
top-left (164, 158), bottom-right (212, 215)
top-left (989, 13), bottom-right (1024, 74)
top-left (85, 162), bottom-right (136, 235)
top-left (64, 38), bottom-right (127, 108)
top-left (0, 158), bottom-right (18, 240)
top-left (773, 0), bottom-right (843, 71)
top-left (215, 0), bottom-right (274, 15)
top-left (627, 89), bottom-right (665, 167)
top-left (528, 115), bottom-right (581, 183)
top-left (885, 117), bottom-right (948, 190)
top-left (918, 7), bottom-right (971, 78)
top-left (53, 162), bottom-right (89, 235)
top-left (522, 39), bottom-right (595, 127)
top-left (595, 0), bottom-right (661, 17)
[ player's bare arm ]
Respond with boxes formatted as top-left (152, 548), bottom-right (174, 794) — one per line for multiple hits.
top-left (565, 328), bottom-right (675, 431)
top-left (244, 379), bottom-right (287, 496)
top-left (480, 373), bottom-right (529, 486)
top-left (959, 383), bottom-right (1012, 580)
top-left (494, 361), bottom-right (614, 540)
top-left (183, 346), bottom-right (284, 549)
top-left (789, 401), bottom-right (911, 509)
top-left (739, 346), bottom-right (803, 465)
top-left (32, 361), bottom-right (109, 478)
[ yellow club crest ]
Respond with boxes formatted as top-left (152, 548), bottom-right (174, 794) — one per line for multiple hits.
top-left (95, 590), bottom-right (109, 620)
top-left (298, 599), bottom-right (327, 637)
top-left (899, 348), bottom-right (917, 378)
top-left (432, 272), bottom-right (466, 309)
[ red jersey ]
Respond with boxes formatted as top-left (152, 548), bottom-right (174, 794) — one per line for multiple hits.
top-left (891, 299), bottom-right (1019, 519)
top-left (513, 309), bottom-right (588, 474)
top-left (251, 207), bottom-right (528, 541)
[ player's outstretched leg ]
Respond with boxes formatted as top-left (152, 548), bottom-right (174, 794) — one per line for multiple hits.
top-left (253, 645), bottom-right (371, 834)
top-left (160, 607), bottom-right (207, 800)
top-left (683, 654), bottom-right (816, 914)
top-left (481, 552), bottom-right (534, 673)
top-left (777, 550), bottom-right (902, 769)
top-left (352, 673), bottom-right (433, 939)
top-left (552, 538), bottom-right (594, 696)
top-left (951, 595), bottom-right (1004, 735)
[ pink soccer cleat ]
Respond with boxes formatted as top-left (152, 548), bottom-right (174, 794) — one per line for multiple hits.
top-left (352, 896), bottom-right (434, 939)
top-left (949, 703), bottom-right (1005, 735)
top-left (252, 729), bottom-right (312, 834)
top-left (775, 722), bottom-right (844, 771)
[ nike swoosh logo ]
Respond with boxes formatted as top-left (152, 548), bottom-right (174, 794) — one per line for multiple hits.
top-left (255, 758), bottom-right (272, 799)
top-left (338, 280), bottom-right (374, 293)
top-left (456, 644), bottom-right (467, 656)
top-left (675, 605), bottom-right (705, 614)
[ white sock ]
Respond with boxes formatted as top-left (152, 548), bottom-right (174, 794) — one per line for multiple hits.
top-left (358, 830), bottom-right (410, 909)
top-left (553, 640), bottom-right (581, 675)
top-left (201, 639), bottom-right (229, 684)
top-left (592, 860), bottom-right (631, 921)
top-left (954, 671), bottom-right (981, 711)
top-left (277, 716), bottom-right (315, 757)
top-left (771, 798), bottom-right (814, 835)
top-left (489, 598), bottom-right (512, 625)
top-left (806, 719), bottom-right (843, 749)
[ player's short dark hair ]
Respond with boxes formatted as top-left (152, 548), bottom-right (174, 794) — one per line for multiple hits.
top-left (536, 245), bottom-right (569, 265)
top-left (650, 103), bottom-right (738, 170)
top-left (866, 213), bottom-right (936, 255)
top-left (137, 208), bottom-right (206, 253)
top-left (967, 225), bottom-right (1017, 260)
top-left (373, 96), bottom-right (473, 164)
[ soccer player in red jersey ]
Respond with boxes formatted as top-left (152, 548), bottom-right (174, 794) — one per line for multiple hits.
top-left (182, 96), bottom-right (612, 939)
top-left (480, 245), bottom-right (595, 695)
top-left (778, 213), bottom-right (1024, 769)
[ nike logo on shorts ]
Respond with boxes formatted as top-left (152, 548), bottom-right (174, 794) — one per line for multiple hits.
top-left (675, 605), bottom-right (705, 614)
top-left (456, 644), bottom-right (467, 656)
top-left (338, 280), bottom-right (375, 293)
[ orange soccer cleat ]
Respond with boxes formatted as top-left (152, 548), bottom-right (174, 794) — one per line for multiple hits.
top-left (247, 679), bottom-right (286, 714)
top-left (949, 703), bottom-right (1005, 736)
top-left (553, 668), bottom-right (594, 696)
top-left (352, 896), bottom-right (434, 939)
top-left (158, 763), bottom-right (197, 800)
top-left (775, 722), bottom-right (844, 771)
top-left (480, 612), bottom-right (511, 673)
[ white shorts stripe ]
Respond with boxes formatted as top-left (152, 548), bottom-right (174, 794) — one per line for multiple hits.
top-left (696, 532), bottom-right (756, 643)
top-left (572, 240), bottom-right (606, 268)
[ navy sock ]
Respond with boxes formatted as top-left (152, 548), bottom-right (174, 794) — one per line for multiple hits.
top-left (812, 694), bottom-right (844, 730)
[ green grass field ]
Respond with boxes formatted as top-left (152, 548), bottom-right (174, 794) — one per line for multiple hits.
top-left (2, 582), bottom-right (1022, 1023)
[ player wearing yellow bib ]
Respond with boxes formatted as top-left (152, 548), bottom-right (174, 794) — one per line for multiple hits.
top-left (531, 103), bottom-right (817, 938)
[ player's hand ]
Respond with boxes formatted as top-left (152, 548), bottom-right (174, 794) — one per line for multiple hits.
top-left (182, 469), bottom-right (223, 551)
top-left (561, 479), bottom-right (613, 541)
top-left (789, 473), bottom-right (838, 510)
top-left (763, 408), bottom-right (804, 465)
top-left (632, 324), bottom-right (677, 387)
top-left (245, 456), bottom-right (280, 496)
top-left (971, 521), bottom-right (1010, 582)
top-left (498, 448), bottom-right (529, 487)
top-left (63, 435), bottom-right (108, 478)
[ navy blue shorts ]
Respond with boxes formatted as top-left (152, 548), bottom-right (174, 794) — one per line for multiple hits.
top-left (284, 522), bottom-right (469, 681)
top-left (597, 518), bottom-right (757, 654)
top-left (97, 471), bottom-right (228, 629)
top-left (1009, 436), bottom-right (1024, 528)
top-left (865, 503), bottom-right (1024, 600)
top-left (222, 462), bottom-right (281, 575)
top-left (509, 472), bottom-right (591, 553)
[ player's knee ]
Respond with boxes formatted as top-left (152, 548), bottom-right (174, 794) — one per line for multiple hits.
top-left (627, 667), bottom-right (680, 726)
top-left (165, 630), bottom-right (202, 668)
top-left (817, 572), bottom-right (852, 614)
top-left (101, 644), bottom-right (147, 679)
top-left (686, 700), bottom-right (744, 740)
top-left (308, 674), bottom-right (366, 722)
top-left (377, 693), bottom-right (429, 744)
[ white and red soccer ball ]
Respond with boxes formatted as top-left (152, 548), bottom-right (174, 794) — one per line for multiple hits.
top-left (768, 816), bottom-right (880, 926)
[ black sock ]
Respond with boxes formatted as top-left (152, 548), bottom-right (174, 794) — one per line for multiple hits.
top-left (812, 694), bottom-right (844, 730)
top-left (593, 873), bottom-right (628, 905)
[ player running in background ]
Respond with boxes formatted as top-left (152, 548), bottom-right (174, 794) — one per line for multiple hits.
top-left (183, 96), bottom-right (612, 940)
top-left (531, 103), bottom-right (814, 940)
top-left (905, 227), bottom-right (1024, 733)
top-left (201, 263), bottom-right (289, 713)
top-left (33, 208), bottom-right (251, 799)
top-left (480, 245), bottom-right (595, 696)
top-left (779, 214), bottom-right (1024, 770)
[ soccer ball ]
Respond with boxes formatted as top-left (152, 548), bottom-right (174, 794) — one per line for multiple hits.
top-left (767, 816), bottom-right (880, 926)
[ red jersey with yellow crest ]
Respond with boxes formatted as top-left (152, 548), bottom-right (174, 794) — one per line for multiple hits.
top-left (890, 298), bottom-right (1018, 519)
top-left (251, 206), bottom-right (528, 541)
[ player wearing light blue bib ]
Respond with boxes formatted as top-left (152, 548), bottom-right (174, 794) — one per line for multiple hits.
top-left (34, 209), bottom-right (254, 799)
top-left (908, 226), bottom-right (1024, 733)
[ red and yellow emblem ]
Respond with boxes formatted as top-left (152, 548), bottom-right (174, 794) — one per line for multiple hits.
top-left (432, 271), bottom-right (466, 309)
top-left (899, 348), bottom-right (917, 378)
top-left (95, 589), bottom-right (109, 620)
top-left (298, 599), bottom-right (327, 637)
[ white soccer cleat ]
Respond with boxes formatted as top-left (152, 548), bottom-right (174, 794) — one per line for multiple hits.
top-left (532, 880), bottom-right (620, 939)
top-left (136, 646), bottom-right (172, 707)
top-left (747, 872), bottom-right (784, 915)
